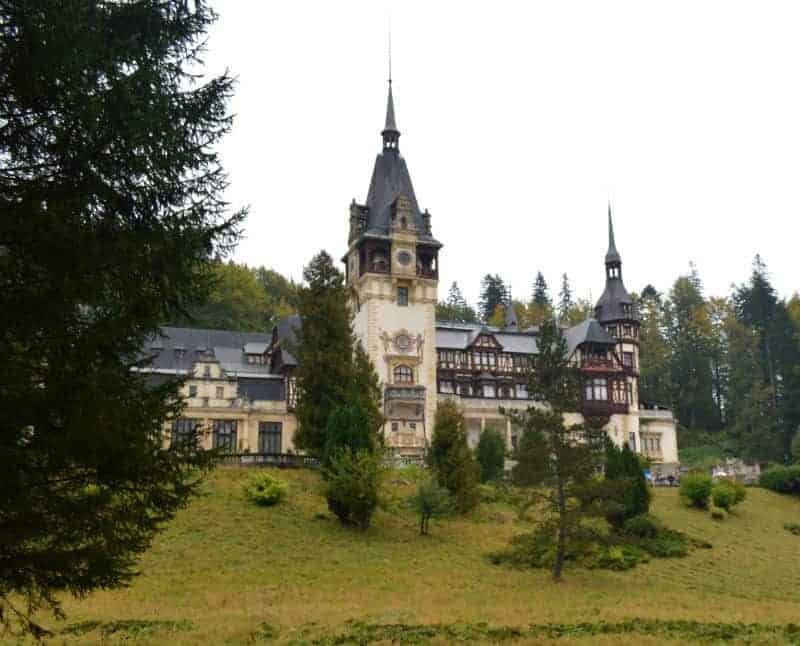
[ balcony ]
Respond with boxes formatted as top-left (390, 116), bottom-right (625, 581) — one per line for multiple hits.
top-left (580, 358), bottom-right (620, 371)
top-left (385, 385), bottom-right (426, 402)
top-left (581, 400), bottom-right (628, 417)
top-left (417, 266), bottom-right (438, 279)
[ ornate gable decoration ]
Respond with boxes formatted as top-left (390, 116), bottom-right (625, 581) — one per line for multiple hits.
top-left (471, 333), bottom-right (501, 350)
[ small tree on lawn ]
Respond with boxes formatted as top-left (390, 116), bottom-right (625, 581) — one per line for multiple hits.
top-left (322, 404), bottom-right (375, 467)
top-left (476, 427), bottom-right (507, 482)
top-left (323, 448), bottom-right (383, 530)
top-left (428, 400), bottom-right (480, 513)
top-left (603, 442), bottom-right (651, 527)
top-left (411, 479), bottom-right (452, 535)
top-left (505, 319), bottom-right (606, 581)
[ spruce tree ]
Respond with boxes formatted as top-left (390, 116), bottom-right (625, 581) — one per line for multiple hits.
top-left (557, 273), bottom-right (574, 323)
top-left (428, 400), bottom-right (480, 513)
top-left (0, 1), bottom-right (242, 633)
top-left (293, 251), bottom-right (355, 454)
top-left (506, 319), bottom-right (606, 581)
top-left (478, 274), bottom-right (509, 322)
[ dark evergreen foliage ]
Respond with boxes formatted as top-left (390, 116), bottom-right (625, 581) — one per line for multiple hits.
top-left (532, 272), bottom-right (552, 307)
top-left (323, 448), bottom-right (382, 530)
top-left (410, 479), bottom-right (452, 535)
top-left (557, 273), bottom-right (573, 323)
top-left (292, 252), bottom-right (382, 456)
top-left (323, 405), bottom-right (375, 467)
top-left (437, 281), bottom-right (478, 323)
top-left (478, 274), bottom-right (509, 322)
top-left (0, 0), bottom-right (242, 633)
top-left (476, 427), bottom-right (506, 482)
top-left (428, 400), bottom-right (480, 513)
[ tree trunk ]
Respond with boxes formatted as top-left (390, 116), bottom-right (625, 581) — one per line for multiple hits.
top-left (553, 480), bottom-right (567, 582)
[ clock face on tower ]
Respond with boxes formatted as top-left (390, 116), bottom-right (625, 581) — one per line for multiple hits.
top-left (397, 250), bottom-right (413, 267)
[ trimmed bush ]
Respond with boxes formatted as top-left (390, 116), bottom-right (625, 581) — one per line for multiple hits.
top-left (711, 508), bottom-right (727, 521)
top-left (323, 448), bottom-right (382, 530)
top-left (604, 443), bottom-right (651, 527)
top-left (476, 427), bottom-right (506, 482)
top-left (680, 472), bottom-right (713, 509)
top-left (244, 471), bottom-right (287, 506)
top-left (759, 465), bottom-right (800, 495)
top-left (712, 478), bottom-right (746, 511)
top-left (428, 401), bottom-right (480, 513)
top-left (623, 514), bottom-right (661, 539)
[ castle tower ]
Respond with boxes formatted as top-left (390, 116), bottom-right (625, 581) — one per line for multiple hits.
top-left (595, 204), bottom-right (642, 448)
top-left (344, 81), bottom-right (441, 459)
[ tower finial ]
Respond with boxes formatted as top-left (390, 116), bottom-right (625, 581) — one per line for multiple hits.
top-left (388, 15), bottom-right (392, 85)
top-left (606, 201), bottom-right (621, 264)
top-left (381, 21), bottom-right (399, 151)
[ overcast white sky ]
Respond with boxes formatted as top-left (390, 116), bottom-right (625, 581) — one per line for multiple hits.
top-left (208, 1), bottom-right (799, 306)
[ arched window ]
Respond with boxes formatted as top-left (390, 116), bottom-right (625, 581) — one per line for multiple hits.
top-left (394, 364), bottom-right (413, 384)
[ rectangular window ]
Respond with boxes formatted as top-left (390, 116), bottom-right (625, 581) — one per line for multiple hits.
top-left (258, 421), bottom-right (282, 453)
top-left (397, 286), bottom-right (408, 306)
top-left (516, 383), bottom-right (528, 399)
top-left (459, 384), bottom-right (471, 396)
top-left (622, 352), bottom-right (634, 368)
top-left (409, 422), bottom-right (416, 430)
top-left (626, 382), bottom-right (634, 404)
top-left (628, 432), bottom-right (637, 453)
top-left (216, 386), bottom-right (224, 399)
top-left (189, 385), bottom-right (198, 397)
top-left (391, 421), bottom-right (399, 432)
top-left (212, 419), bottom-right (237, 452)
top-left (439, 380), bottom-right (454, 394)
top-left (170, 418), bottom-right (197, 449)
top-left (203, 365), bottom-right (211, 377)
top-left (482, 384), bottom-right (495, 398)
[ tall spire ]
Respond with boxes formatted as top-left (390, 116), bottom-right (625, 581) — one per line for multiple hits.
top-left (606, 201), bottom-right (621, 264)
top-left (381, 81), bottom-right (400, 150)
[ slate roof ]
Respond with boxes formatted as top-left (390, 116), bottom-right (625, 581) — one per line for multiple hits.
top-left (274, 315), bottom-right (300, 366)
top-left (595, 279), bottom-right (635, 323)
top-left (141, 326), bottom-right (279, 378)
top-left (434, 321), bottom-right (538, 354)
top-left (564, 319), bottom-right (618, 357)
top-left (359, 84), bottom-right (440, 246)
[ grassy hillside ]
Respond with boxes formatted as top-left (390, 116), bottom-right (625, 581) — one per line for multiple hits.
top-left (19, 467), bottom-right (800, 644)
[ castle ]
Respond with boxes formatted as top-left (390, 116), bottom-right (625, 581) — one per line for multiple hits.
top-left (142, 82), bottom-right (679, 472)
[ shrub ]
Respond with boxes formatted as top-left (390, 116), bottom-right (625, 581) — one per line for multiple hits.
top-left (680, 471), bottom-right (712, 509)
top-left (476, 427), bottom-right (506, 482)
top-left (428, 401), bottom-right (480, 513)
top-left (759, 465), bottom-right (800, 495)
top-left (784, 522), bottom-right (800, 536)
top-left (322, 404), bottom-right (375, 467)
top-left (711, 478), bottom-right (746, 511)
top-left (623, 514), bottom-right (661, 539)
top-left (603, 443), bottom-right (651, 526)
top-left (244, 471), bottom-right (287, 506)
top-left (323, 448), bottom-right (382, 530)
top-left (410, 479), bottom-right (452, 535)
top-left (711, 507), bottom-right (727, 521)
top-left (792, 433), bottom-right (800, 465)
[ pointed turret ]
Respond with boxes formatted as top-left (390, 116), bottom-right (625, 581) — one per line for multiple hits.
top-left (606, 202), bottom-right (621, 264)
top-left (381, 81), bottom-right (400, 150)
top-left (595, 203), bottom-right (635, 323)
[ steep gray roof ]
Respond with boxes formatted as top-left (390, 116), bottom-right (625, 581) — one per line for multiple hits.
top-left (606, 203), bottom-right (621, 264)
top-left (274, 315), bottom-right (301, 366)
top-left (141, 327), bottom-right (281, 379)
top-left (565, 319), bottom-right (618, 357)
top-left (358, 84), bottom-right (440, 246)
top-left (434, 321), bottom-right (538, 354)
top-left (595, 279), bottom-right (635, 323)
top-left (504, 302), bottom-right (519, 330)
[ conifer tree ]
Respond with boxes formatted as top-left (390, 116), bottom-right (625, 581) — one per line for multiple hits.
top-left (529, 272), bottom-right (554, 325)
top-left (293, 251), bottom-right (356, 454)
top-left (478, 274), bottom-right (509, 322)
top-left (557, 273), bottom-right (574, 323)
top-left (293, 252), bottom-right (383, 456)
top-left (0, 0), bottom-right (242, 633)
top-left (437, 281), bottom-right (478, 323)
top-left (506, 319), bottom-right (605, 581)
top-left (428, 400), bottom-right (480, 513)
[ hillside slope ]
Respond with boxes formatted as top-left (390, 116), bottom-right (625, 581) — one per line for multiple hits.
top-left (22, 467), bottom-right (800, 644)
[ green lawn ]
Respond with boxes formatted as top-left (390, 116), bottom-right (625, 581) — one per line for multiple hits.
top-left (19, 467), bottom-right (800, 644)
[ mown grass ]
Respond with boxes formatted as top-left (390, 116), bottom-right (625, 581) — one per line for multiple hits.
top-left (14, 467), bottom-right (800, 645)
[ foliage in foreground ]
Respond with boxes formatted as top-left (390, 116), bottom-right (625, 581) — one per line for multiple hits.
top-left (428, 400), bottom-right (480, 513)
top-left (0, 0), bottom-right (241, 634)
top-left (410, 479), bottom-right (452, 535)
top-left (476, 427), bottom-right (506, 482)
top-left (759, 464), bottom-right (800, 495)
top-left (311, 618), bottom-right (800, 645)
top-left (244, 472), bottom-right (288, 506)
top-left (680, 471), bottom-right (713, 509)
top-left (322, 404), bottom-right (376, 467)
top-left (489, 515), bottom-right (702, 572)
top-left (322, 449), bottom-right (383, 530)
top-left (603, 442), bottom-right (652, 527)
top-left (711, 478), bottom-right (747, 512)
